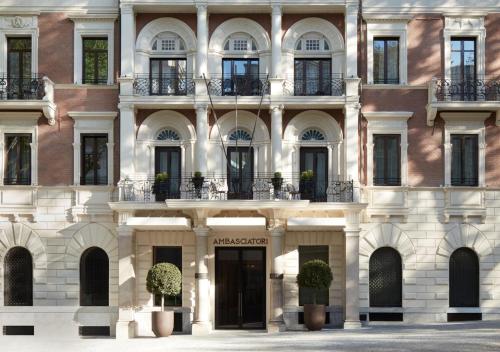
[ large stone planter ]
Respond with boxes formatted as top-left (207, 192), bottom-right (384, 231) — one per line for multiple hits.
top-left (303, 304), bottom-right (325, 331)
top-left (152, 311), bottom-right (174, 337)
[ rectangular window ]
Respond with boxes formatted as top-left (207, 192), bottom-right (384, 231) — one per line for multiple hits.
top-left (298, 246), bottom-right (329, 306)
top-left (294, 59), bottom-right (332, 96)
top-left (4, 134), bottom-right (31, 185)
top-left (153, 247), bottom-right (182, 307)
top-left (81, 134), bottom-right (108, 185)
top-left (373, 135), bottom-right (401, 186)
top-left (82, 38), bottom-right (108, 84)
top-left (7, 37), bottom-right (32, 99)
top-left (450, 38), bottom-right (476, 100)
top-left (222, 58), bottom-right (260, 96)
top-left (451, 134), bottom-right (478, 187)
top-left (373, 37), bottom-right (399, 84)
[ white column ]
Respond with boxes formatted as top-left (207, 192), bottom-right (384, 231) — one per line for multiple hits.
top-left (196, 4), bottom-right (208, 77)
top-left (268, 223), bottom-right (285, 332)
top-left (116, 223), bottom-right (136, 339)
top-left (343, 209), bottom-right (361, 329)
top-left (271, 105), bottom-right (283, 173)
top-left (119, 103), bottom-right (136, 179)
top-left (271, 5), bottom-right (282, 78)
top-left (192, 225), bottom-right (211, 335)
top-left (195, 104), bottom-right (209, 174)
top-left (120, 4), bottom-right (135, 95)
top-left (344, 103), bottom-right (360, 201)
top-left (345, 3), bottom-right (358, 78)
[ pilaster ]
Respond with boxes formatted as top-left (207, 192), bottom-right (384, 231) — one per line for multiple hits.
top-left (267, 219), bottom-right (286, 332)
top-left (192, 224), bottom-right (212, 335)
top-left (343, 209), bottom-right (362, 329)
top-left (195, 103), bottom-right (209, 174)
top-left (270, 105), bottom-right (284, 173)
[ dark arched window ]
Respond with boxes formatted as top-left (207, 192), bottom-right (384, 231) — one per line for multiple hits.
top-left (369, 247), bottom-right (402, 307)
top-left (80, 247), bottom-right (109, 306)
top-left (4, 247), bottom-right (33, 306)
top-left (450, 247), bottom-right (479, 307)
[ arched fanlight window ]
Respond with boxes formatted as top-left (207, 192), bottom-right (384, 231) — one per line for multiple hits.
top-left (369, 247), bottom-right (402, 308)
top-left (301, 129), bottom-right (325, 141)
top-left (223, 33), bottom-right (258, 53)
top-left (295, 33), bottom-right (330, 52)
top-left (151, 32), bottom-right (186, 52)
top-left (157, 129), bottom-right (180, 141)
top-left (4, 247), bottom-right (33, 306)
top-left (449, 247), bottom-right (479, 308)
top-left (229, 129), bottom-right (252, 141)
top-left (80, 247), bottom-right (109, 306)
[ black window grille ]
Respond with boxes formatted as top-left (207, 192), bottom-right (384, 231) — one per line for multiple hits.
top-left (449, 247), bottom-right (479, 308)
top-left (153, 246), bottom-right (182, 307)
top-left (369, 247), bottom-right (402, 308)
top-left (451, 134), bottom-right (478, 186)
top-left (373, 134), bottom-right (401, 186)
top-left (3, 326), bottom-right (34, 335)
top-left (4, 246), bottom-right (33, 306)
top-left (81, 134), bottom-right (108, 185)
top-left (298, 246), bottom-right (329, 306)
top-left (80, 247), bottom-right (109, 306)
top-left (4, 134), bottom-right (31, 185)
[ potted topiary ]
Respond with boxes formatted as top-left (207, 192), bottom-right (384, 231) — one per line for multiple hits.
top-left (271, 172), bottom-right (283, 191)
top-left (300, 170), bottom-right (314, 200)
top-left (191, 171), bottom-right (205, 198)
top-left (152, 172), bottom-right (169, 201)
top-left (146, 262), bottom-right (182, 337)
top-left (296, 259), bottom-right (333, 331)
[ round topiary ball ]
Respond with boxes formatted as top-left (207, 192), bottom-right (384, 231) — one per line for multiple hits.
top-left (146, 262), bottom-right (182, 297)
top-left (297, 259), bottom-right (333, 290)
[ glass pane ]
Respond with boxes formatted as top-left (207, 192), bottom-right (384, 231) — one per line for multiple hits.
top-left (463, 52), bottom-right (475, 80)
top-left (463, 136), bottom-right (477, 185)
top-left (373, 40), bottom-right (385, 83)
top-left (96, 137), bottom-right (108, 184)
top-left (386, 40), bottom-right (399, 83)
top-left (451, 40), bottom-right (461, 51)
top-left (374, 136), bottom-right (385, 184)
top-left (83, 38), bottom-right (107, 84)
top-left (451, 136), bottom-right (462, 185)
top-left (316, 152), bottom-right (326, 195)
top-left (5, 134), bottom-right (31, 185)
top-left (463, 39), bottom-right (475, 51)
top-left (450, 51), bottom-right (462, 78)
top-left (386, 137), bottom-right (400, 183)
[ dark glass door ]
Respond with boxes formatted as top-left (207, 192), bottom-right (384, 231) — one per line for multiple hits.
top-left (155, 147), bottom-right (181, 199)
top-left (150, 59), bottom-right (187, 95)
top-left (300, 147), bottom-right (328, 201)
top-left (450, 38), bottom-right (476, 100)
top-left (7, 37), bottom-right (32, 99)
top-left (294, 59), bottom-right (332, 95)
top-left (227, 147), bottom-right (254, 199)
top-left (222, 59), bottom-right (260, 96)
top-left (215, 247), bottom-right (266, 329)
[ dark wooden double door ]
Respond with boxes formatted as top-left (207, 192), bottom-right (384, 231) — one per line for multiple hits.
top-left (215, 247), bottom-right (266, 329)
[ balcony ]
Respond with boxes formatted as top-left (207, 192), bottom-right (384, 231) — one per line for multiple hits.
top-left (0, 74), bottom-right (57, 125)
top-left (116, 174), bottom-right (354, 203)
top-left (283, 74), bottom-right (345, 96)
top-left (427, 77), bottom-right (500, 126)
top-left (207, 74), bottom-right (269, 96)
top-left (133, 73), bottom-right (195, 96)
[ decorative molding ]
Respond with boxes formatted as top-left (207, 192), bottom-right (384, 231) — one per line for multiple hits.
top-left (363, 111), bottom-right (413, 122)
top-left (436, 223), bottom-right (492, 259)
top-left (68, 111), bottom-right (117, 120)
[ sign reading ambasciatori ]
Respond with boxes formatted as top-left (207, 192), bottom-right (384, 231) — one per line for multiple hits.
top-left (213, 238), bottom-right (268, 245)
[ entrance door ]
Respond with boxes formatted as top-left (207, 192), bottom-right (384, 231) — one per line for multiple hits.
top-left (155, 147), bottom-right (181, 199)
top-left (215, 247), bottom-right (266, 329)
top-left (227, 147), bottom-right (254, 199)
top-left (300, 147), bottom-right (328, 201)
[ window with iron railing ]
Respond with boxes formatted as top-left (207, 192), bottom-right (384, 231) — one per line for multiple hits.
top-left (4, 134), bottom-right (31, 185)
top-left (373, 134), bottom-right (401, 186)
top-left (294, 59), bottom-right (332, 96)
top-left (82, 38), bottom-right (108, 85)
top-left (451, 134), bottom-right (478, 187)
top-left (373, 37), bottom-right (399, 84)
top-left (81, 134), bottom-right (108, 185)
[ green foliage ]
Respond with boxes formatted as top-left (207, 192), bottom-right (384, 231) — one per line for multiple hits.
top-left (155, 172), bottom-right (169, 182)
top-left (297, 260), bottom-right (332, 304)
top-left (273, 172), bottom-right (282, 178)
top-left (146, 263), bottom-right (182, 298)
top-left (194, 171), bottom-right (203, 178)
top-left (300, 170), bottom-right (314, 181)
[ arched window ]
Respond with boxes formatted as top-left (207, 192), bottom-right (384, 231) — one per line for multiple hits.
top-left (369, 247), bottom-right (402, 307)
top-left (295, 33), bottom-right (330, 53)
top-left (157, 128), bottom-right (180, 141)
top-left (4, 247), bottom-right (33, 306)
top-left (151, 32), bottom-right (185, 53)
top-left (80, 247), bottom-right (109, 306)
top-left (223, 33), bottom-right (258, 53)
top-left (229, 129), bottom-right (252, 141)
top-left (301, 129), bottom-right (325, 141)
top-left (450, 247), bottom-right (479, 308)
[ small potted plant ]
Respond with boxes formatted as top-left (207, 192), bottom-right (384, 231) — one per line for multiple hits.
top-left (297, 259), bottom-right (333, 331)
top-left (300, 170), bottom-right (314, 200)
top-left (146, 262), bottom-right (182, 337)
top-left (152, 172), bottom-right (169, 201)
top-left (191, 171), bottom-right (205, 197)
top-left (271, 172), bottom-right (283, 191)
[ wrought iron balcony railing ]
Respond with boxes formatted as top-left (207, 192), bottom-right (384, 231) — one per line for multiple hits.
top-left (133, 73), bottom-right (195, 96)
top-left (433, 77), bottom-right (500, 102)
top-left (208, 74), bottom-right (270, 96)
top-left (283, 74), bottom-right (344, 96)
top-left (0, 74), bottom-right (45, 100)
top-left (116, 174), bottom-right (354, 203)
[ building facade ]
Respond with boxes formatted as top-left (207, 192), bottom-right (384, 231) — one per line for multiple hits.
top-left (0, 0), bottom-right (499, 338)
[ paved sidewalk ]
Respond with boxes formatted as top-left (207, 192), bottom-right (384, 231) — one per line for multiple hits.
top-left (1, 321), bottom-right (500, 352)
